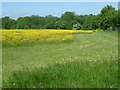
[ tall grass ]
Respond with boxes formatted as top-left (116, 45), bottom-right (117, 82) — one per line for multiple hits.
top-left (2, 30), bottom-right (118, 88)
top-left (3, 57), bottom-right (118, 88)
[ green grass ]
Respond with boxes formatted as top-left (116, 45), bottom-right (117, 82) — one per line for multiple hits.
top-left (2, 31), bottom-right (118, 88)
top-left (3, 59), bottom-right (118, 88)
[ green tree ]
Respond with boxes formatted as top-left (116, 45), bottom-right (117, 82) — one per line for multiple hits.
top-left (30, 15), bottom-right (41, 29)
top-left (43, 15), bottom-right (58, 29)
top-left (2, 16), bottom-right (16, 29)
top-left (57, 12), bottom-right (77, 29)
top-left (16, 16), bottom-right (32, 29)
top-left (55, 21), bottom-right (66, 29)
top-left (16, 17), bottom-right (25, 29)
top-left (0, 18), bottom-right (2, 29)
top-left (83, 15), bottom-right (94, 30)
top-left (97, 5), bottom-right (118, 30)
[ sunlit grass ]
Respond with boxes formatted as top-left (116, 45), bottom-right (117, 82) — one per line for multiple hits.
top-left (2, 30), bottom-right (118, 88)
top-left (3, 58), bottom-right (118, 88)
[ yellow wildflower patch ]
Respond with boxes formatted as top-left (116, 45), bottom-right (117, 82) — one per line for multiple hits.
top-left (1, 29), bottom-right (93, 44)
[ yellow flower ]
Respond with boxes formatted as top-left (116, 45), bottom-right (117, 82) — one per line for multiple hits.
top-left (1, 29), bottom-right (93, 44)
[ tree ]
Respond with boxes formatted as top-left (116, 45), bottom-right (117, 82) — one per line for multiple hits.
top-left (17, 16), bottom-right (33, 29)
top-left (1, 5), bottom-right (118, 30)
top-left (2, 16), bottom-right (16, 29)
top-left (43, 15), bottom-right (58, 29)
top-left (118, 9), bottom-right (120, 27)
top-left (30, 15), bottom-right (41, 29)
top-left (83, 16), bottom-right (95, 30)
top-left (0, 18), bottom-right (2, 29)
top-left (58, 12), bottom-right (77, 29)
top-left (16, 17), bottom-right (25, 29)
top-left (79, 15), bottom-right (88, 25)
top-left (55, 21), bottom-right (66, 29)
top-left (97, 5), bottom-right (118, 30)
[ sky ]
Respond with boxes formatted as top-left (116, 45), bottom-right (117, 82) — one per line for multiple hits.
top-left (1, 0), bottom-right (120, 2)
top-left (2, 2), bottom-right (118, 20)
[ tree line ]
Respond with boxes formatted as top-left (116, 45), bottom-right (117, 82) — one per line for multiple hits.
top-left (1, 5), bottom-right (119, 30)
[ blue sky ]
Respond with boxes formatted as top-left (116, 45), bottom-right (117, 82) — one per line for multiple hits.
top-left (2, 2), bottom-right (118, 19)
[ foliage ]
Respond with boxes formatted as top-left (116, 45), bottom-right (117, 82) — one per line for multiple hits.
top-left (72, 23), bottom-right (82, 30)
top-left (83, 15), bottom-right (95, 30)
top-left (97, 5), bottom-right (118, 30)
top-left (1, 5), bottom-right (118, 30)
top-left (2, 17), bottom-right (16, 29)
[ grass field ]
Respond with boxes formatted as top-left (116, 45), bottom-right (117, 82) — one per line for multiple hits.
top-left (2, 30), bottom-right (118, 88)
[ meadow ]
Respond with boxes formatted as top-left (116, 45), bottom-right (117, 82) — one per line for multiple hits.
top-left (2, 29), bottom-right (118, 88)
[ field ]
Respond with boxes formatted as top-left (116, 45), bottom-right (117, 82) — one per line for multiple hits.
top-left (1, 29), bottom-right (93, 44)
top-left (2, 29), bottom-right (118, 88)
